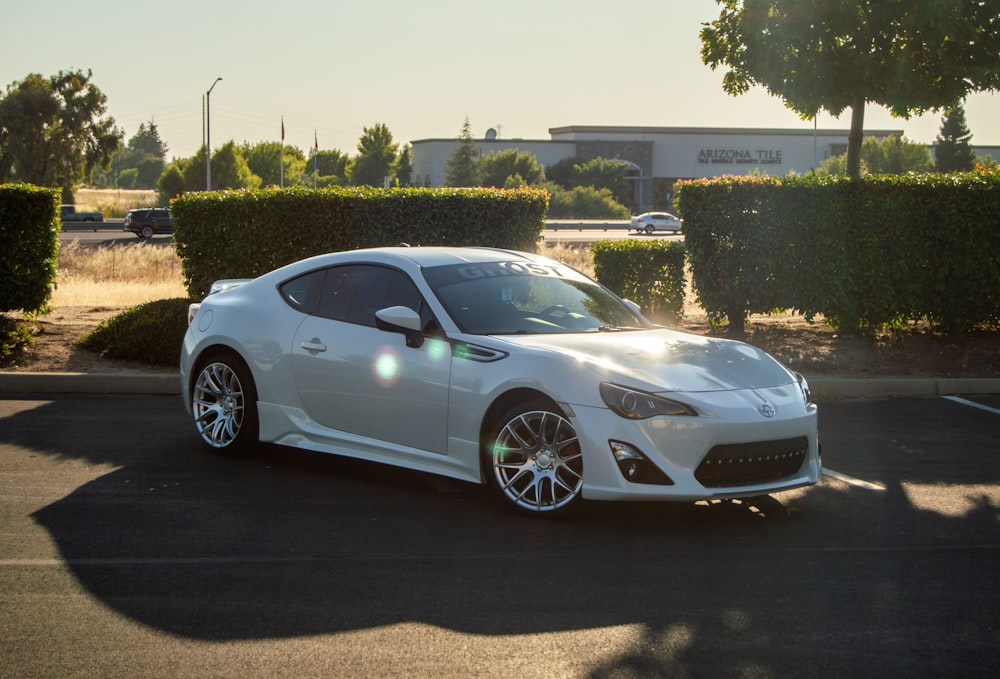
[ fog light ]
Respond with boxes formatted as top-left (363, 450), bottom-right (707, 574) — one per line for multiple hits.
top-left (609, 441), bottom-right (674, 486)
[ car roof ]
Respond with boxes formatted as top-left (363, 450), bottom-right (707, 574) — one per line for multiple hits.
top-left (291, 246), bottom-right (544, 271)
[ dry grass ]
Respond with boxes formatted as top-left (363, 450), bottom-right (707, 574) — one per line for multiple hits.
top-left (537, 242), bottom-right (595, 277)
top-left (73, 188), bottom-right (158, 218)
top-left (52, 241), bottom-right (187, 307)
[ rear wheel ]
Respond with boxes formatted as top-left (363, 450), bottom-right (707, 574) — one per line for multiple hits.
top-left (141, 225), bottom-right (154, 238)
top-left (191, 354), bottom-right (258, 455)
top-left (484, 400), bottom-right (583, 515)
top-left (645, 225), bottom-right (654, 234)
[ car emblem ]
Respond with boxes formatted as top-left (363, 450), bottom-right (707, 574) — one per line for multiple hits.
top-left (759, 403), bottom-right (776, 418)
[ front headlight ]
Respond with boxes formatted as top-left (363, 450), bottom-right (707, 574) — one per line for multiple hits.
top-left (600, 383), bottom-right (697, 419)
top-left (795, 372), bottom-right (812, 405)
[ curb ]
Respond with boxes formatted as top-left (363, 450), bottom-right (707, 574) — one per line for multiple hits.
top-left (1, 373), bottom-right (999, 399)
top-left (808, 377), bottom-right (1000, 400)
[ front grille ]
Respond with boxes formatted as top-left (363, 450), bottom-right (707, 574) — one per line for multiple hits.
top-left (695, 437), bottom-right (809, 488)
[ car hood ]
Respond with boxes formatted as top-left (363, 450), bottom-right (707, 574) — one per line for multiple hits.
top-left (492, 328), bottom-right (796, 393)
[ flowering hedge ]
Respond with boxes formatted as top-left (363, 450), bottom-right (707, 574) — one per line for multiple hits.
top-left (171, 186), bottom-right (548, 298)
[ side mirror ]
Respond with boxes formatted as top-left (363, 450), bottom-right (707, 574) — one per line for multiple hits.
top-left (622, 298), bottom-right (644, 316)
top-left (375, 306), bottom-right (425, 348)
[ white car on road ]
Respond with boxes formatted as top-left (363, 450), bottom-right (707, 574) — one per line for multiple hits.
top-left (181, 247), bottom-right (820, 515)
top-left (630, 212), bottom-right (683, 234)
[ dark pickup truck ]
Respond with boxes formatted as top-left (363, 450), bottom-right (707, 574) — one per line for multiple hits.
top-left (60, 205), bottom-right (104, 222)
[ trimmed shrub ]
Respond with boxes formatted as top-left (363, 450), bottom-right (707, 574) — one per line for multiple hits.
top-left (0, 184), bottom-right (60, 315)
top-left (77, 298), bottom-right (192, 366)
top-left (592, 239), bottom-right (687, 324)
top-left (171, 186), bottom-right (549, 298)
top-left (675, 170), bottom-right (1000, 335)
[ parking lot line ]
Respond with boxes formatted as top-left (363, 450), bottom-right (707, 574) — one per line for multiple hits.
top-left (943, 396), bottom-right (1000, 416)
top-left (823, 469), bottom-right (886, 491)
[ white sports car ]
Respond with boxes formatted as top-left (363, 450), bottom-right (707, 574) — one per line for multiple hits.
top-left (181, 247), bottom-right (820, 515)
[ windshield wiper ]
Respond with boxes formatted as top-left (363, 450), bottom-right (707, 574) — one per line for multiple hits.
top-left (594, 325), bottom-right (643, 332)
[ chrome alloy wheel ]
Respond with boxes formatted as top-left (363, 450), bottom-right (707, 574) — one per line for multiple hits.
top-left (192, 361), bottom-right (246, 448)
top-left (490, 409), bottom-right (584, 513)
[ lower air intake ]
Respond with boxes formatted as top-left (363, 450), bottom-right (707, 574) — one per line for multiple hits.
top-left (695, 437), bottom-right (809, 488)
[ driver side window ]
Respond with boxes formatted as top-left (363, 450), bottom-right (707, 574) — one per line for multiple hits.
top-left (316, 264), bottom-right (439, 333)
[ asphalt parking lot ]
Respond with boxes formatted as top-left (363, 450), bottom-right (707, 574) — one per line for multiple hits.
top-left (0, 393), bottom-right (997, 677)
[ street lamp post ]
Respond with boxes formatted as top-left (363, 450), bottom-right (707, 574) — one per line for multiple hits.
top-left (205, 77), bottom-right (222, 190)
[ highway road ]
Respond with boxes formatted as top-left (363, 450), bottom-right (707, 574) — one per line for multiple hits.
top-left (1, 393), bottom-right (997, 677)
top-left (59, 222), bottom-right (681, 246)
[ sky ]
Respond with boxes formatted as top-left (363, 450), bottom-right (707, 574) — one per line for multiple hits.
top-left (3, 0), bottom-right (998, 160)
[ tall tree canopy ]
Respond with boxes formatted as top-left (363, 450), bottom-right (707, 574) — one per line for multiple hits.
top-left (128, 120), bottom-right (168, 158)
top-left (443, 117), bottom-right (479, 187)
top-left (0, 69), bottom-right (120, 199)
top-left (350, 123), bottom-right (398, 186)
top-left (934, 102), bottom-right (977, 172)
top-left (475, 148), bottom-right (545, 188)
top-left (701, 0), bottom-right (1000, 177)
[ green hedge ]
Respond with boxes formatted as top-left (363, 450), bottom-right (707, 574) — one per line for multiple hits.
top-left (172, 186), bottom-right (549, 298)
top-left (0, 184), bottom-right (60, 314)
top-left (592, 239), bottom-right (687, 324)
top-left (675, 171), bottom-right (1000, 335)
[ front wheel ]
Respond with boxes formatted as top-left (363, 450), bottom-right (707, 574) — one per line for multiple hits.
top-left (191, 354), bottom-right (258, 455)
top-left (484, 400), bottom-right (583, 515)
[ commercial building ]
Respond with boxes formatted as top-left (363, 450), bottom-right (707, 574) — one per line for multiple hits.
top-left (411, 125), bottom-right (998, 213)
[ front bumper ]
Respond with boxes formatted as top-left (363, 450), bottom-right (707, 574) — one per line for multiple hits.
top-left (572, 387), bottom-right (821, 501)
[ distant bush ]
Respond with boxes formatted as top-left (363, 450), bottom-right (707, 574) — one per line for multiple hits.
top-left (77, 298), bottom-right (191, 366)
top-left (545, 184), bottom-right (630, 219)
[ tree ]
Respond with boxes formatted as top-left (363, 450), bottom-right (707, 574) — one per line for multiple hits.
top-left (315, 149), bottom-right (350, 177)
top-left (182, 147), bottom-right (208, 191)
top-left (934, 102), bottom-right (977, 172)
top-left (210, 141), bottom-right (261, 191)
top-left (863, 135), bottom-right (933, 174)
top-left (443, 117), bottom-right (479, 187)
top-left (350, 123), bottom-right (398, 186)
top-left (564, 157), bottom-right (632, 203)
top-left (135, 156), bottom-right (165, 188)
top-left (0, 70), bottom-right (120, 199)
top-left (394, 145), bottom-right (413, 187)
top-left (475, 148), bottom-right (545, 188)
top-left (157, 161), bottom-right (186, 205)
top-left (817, 134), bottom-right (933, 175)
top-left (128, 121), bottom-right (168, 158)
top-left (701, 0), bottom-right (1000, 177)
top-left (243, 141), bottom-right (306, 187)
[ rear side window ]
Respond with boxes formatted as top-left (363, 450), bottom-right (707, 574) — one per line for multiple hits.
top-left (278, 269), bottom-right (326, 314)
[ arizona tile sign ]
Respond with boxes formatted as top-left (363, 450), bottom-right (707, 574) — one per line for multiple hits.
top-left (698, 148), bottom-right (783, 165)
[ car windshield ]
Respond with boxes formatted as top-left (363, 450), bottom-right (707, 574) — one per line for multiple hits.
top-left (422, 260), bottom-right (650, 335)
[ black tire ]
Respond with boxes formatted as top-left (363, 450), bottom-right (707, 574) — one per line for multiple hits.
top-left (141, 225), bottom-right (154, 238)
top-left (645, 225), bottom-right (654, 234)
top-left (483, 399), bottom-right (583, 515)
top-left (190, 352), bottom-right (259, 456)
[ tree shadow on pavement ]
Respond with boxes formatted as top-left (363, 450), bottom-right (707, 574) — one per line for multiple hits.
top-left (2, 394), bottom-right (997, 677)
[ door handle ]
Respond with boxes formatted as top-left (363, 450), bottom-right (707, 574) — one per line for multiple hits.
top-left (300, 339), bottom-right (327, 353)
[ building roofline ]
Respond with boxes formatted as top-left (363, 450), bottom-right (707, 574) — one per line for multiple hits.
top-left (548, 125), bottom-right (905, 137)
top-left (411, 138), bottom-right (564, 144)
